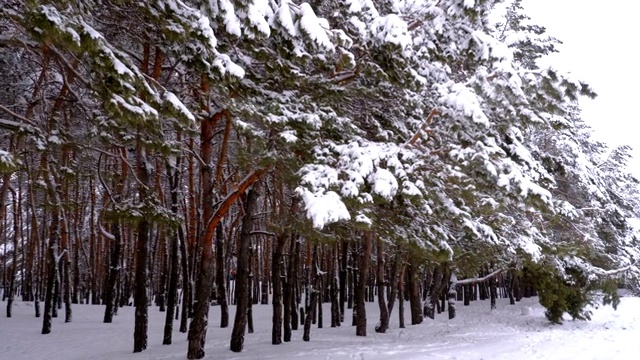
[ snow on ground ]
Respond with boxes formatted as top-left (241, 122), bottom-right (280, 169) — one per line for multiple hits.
top-left (1, 295), bottom-right (638, 360)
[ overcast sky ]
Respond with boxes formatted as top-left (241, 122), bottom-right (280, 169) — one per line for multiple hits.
top-left (520, 0), bottom-right (640, 172)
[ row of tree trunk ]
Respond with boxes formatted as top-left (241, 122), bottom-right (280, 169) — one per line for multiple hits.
top-left (0, 175), bottom-right (538, 355)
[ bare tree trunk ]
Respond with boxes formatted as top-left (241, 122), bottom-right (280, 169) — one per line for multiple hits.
top-left (375, 237), bottom-right (389, 333)
top-left (271, 234), bottom-right (287, 344)
top-left (356, 231), bottom-right (372, 336)
top-left (6, 188), bottom-right (19, 317)
top-left (229, 188), bottom-right (259, 352)
top-left (42, 205), bottom-right (60, 335)
top-left (290, 239), bottom-right (300, 331)
top-left (508, 269), bottom-right (516, 305)
top-left (302, 246), bottom-right (320, 342)
top-left (408, 264), bottom-right (423, 324)
top-left (330, 242), bottom-right (340, 328)
top-left (283, 235), bottom-right (298, 341)
top-left (187, 99), bottom-right (217, 359)
top-left (179, 223), bottom-right (191, 333)
top-left (448, 275), bottom-right (456, 319)
top-left (339, 240), bottom-right (347, 322)
top-left (490, 265), bottom-right (497, 310)
top-left (398, 263), bottom-right (406, 329)
top-left (133, 142), bottom-right (151, 353)
top-left (163, 164), bottom-right (182, 345)
top-left (215, 223), bottom-right (229, 328)
top-left (103, 221), bottom-right (121, 323)
top-left (386, 248), bottom-right (402, 319)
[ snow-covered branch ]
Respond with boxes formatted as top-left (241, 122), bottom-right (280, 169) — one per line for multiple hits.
top-left (99, 224), bottom-right (116, 241)
top-left (454, 269), bottom-right (504, 286)
top-left (591, 261), bottom-right (638, 277)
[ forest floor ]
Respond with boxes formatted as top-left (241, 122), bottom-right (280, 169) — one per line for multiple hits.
top-left (0, 293), bottom-right (638, 360)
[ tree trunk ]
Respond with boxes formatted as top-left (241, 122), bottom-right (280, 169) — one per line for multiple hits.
top-left (508, 269), bottom-right (516, 305)
top-left (490, 272), bottom-right (497, 310)
top-left (447, 276), bottom-right (456, 319)
top-left (42, 200), bottom-right (60, 334)
top-left (187, 103), bottom-right (217, 359)
top-left (133, 142), bottom-right (151, 353)
top-left (302, 246), bottom-right (320, 342)
top-left (186, 226), bottom-right (216, 359)
top-left (398, 263), bottom-right (406, 329)
top-left (284, 236), bottom-right (298, 340)
top-left (215, 223), bottom-right (229, 328)
top-left (42, 246), bottom-right (57, 334)
top-left (339, 240), bottom-right (347, 322)
top-left (103, 221), bottom-right (121, 323)
top-left (356, 231), bottom-right (372, 336)
top-left (330, 242), bottom-right (340, 328)
top-left (229, 188), bottom-right (259, 352)
top-left (271, 234), bottom-right (287, 344)
top-left (162, 225), bottom-right (180, 344)
top-left (179, 222), bottom-right (191, 333)
top-left (247, 246), bottom-right (255, 334)
top-left (290, 239), bottom-right (300, 331)
top-left (163, 164), bottom-right (182, 345)
top-left (408, 264), bottom-right (423, 324)
top-left (464, 284), bottom-right (471, 306)
top-left (375, 237), bottom-right (389, 333)
top-left (6, 192), bottom-right (18, 317)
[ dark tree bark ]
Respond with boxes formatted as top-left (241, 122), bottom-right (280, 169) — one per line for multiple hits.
top-left (162, 225), bottom-right (180, 344)
top-left (42, 202), bottom-right (60, 335)
top-left (247, 246), bottom-right (255, 335)
top-left (290, 239), bottom-right (300, 331)
top-left (317, 273), bottom-right (323, 329)
top-left (464, 284), bottom-right (471, 306)
top-left (398, 263), bottom-right (406, 329)
top-left (163, 164), bottom-right (183, 345)
top-left (271, 234), bottom-right (287, 344)
top-left (215, 223), bottom-right (229, 328)
top-left (6, 193), bottom-right (18, 317)
top-left (157, 245), bottom-right (168, 312)
top-left (302, 246), bottom-right (320, 342)
top-left (339, 240), bottom-right (348, 321)
top-left (386, 248), bottom-right (402, 319)
top-left (424, 267), bottom-right (437, 319)
top-left (330, 243), bottom-right (341, 328)
top-left (356, 231), bottom-right (372, 336)
top-left (508, 268), bottom-right (516, 305)
top-left (229, 188), bottom-right (259, 352)
top-left (374, 237), bottom-right (389, 333)
top-left (42, 246), bottom-right (57, 334)
top-left (60, 222), bottom-right (72, 323)
top-left (283, 236), bottom-right (295, 342)
top-left (408, 264), bottom-right (423, 324)
top-left (103, 221), bottom-right (121, 323)
top-left (133, 217), bottom-right (150, 353)
top-left (132, 138), bottom-right (152, 353)
top-left (490, 270), bottom-right (498, 310)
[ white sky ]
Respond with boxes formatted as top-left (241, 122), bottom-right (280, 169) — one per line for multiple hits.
top-left (520, 0), bottom-right (640, 173)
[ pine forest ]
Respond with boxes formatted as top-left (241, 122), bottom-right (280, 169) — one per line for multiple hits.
top-left (0, 1), bottom-right (639, 359)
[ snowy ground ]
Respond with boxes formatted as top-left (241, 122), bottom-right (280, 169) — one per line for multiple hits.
top-left (1, 295), bottom-right (638, 360)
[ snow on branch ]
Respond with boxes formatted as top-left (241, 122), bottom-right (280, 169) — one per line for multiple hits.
top-left (99, 224), bottom-right (116, 241)
top-left (590, 261), bottom-right (638, 277)
top-left (454, 268), bottom-right (504, 286)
